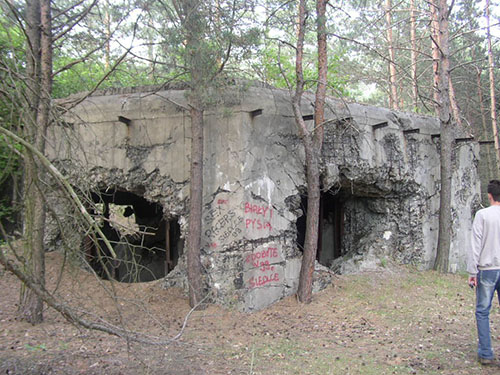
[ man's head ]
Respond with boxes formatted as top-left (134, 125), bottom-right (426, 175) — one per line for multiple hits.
top-left (487, 180), bottom-right (500, 203)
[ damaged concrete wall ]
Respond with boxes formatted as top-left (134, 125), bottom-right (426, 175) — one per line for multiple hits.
top-left (321, 101), bottom-right (480, 273)
top-left (47, 84), bottom-right (480, 311)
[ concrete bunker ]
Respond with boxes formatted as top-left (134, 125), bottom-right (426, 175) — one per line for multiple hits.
top-left (83, 188), bottom-right (183, 283)
top-left (48, 84), bottom-right (480, 311)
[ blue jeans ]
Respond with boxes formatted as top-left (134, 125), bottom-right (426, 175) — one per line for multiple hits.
top-left (476, 269), bottom-right (500, 359)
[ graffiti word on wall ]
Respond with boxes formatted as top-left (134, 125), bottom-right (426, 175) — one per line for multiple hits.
top-left (244, 202), bottom-right (273, 231)
top-left (203, 204), bottom-right (242, 244)
top-left (246, 247), bottom-right (280, 289)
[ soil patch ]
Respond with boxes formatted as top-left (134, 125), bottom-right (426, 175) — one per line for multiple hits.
top-left (1, 251), bottom-right (499, 374)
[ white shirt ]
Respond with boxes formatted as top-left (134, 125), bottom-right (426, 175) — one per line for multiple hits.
top-left (467, 205), bottom-right (500, 275)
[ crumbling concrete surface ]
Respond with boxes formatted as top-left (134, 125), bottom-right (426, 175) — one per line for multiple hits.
top-left (47, 84), bottom-right (480, 311)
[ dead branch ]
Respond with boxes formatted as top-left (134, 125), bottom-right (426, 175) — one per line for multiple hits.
top-left (0, 223), bottom-right (209, 346)
top-left (57, 46), bottom-right (132, 111)
top-left (52, 0), bottom-right (98, 42)
top-left (0, 125), bottom-right (117, 260)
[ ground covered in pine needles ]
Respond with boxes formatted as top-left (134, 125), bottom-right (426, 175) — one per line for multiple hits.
top-left (1, 251), bottom-right (499, 375)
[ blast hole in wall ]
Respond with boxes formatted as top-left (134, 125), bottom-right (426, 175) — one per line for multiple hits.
top-left (81, 189), bottom-right (183, 282)
top-left (296, 190), bottom-right (344, 267)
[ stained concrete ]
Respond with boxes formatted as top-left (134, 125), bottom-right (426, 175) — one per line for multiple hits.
top-left (47, 84), bottom-right (480, 311)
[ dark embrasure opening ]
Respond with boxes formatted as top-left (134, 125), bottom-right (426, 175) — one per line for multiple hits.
top-left (82, 188), bottom-right (183, 282)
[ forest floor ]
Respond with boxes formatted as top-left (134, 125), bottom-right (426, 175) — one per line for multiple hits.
top-left (1, 251), bottom-right (500, 375)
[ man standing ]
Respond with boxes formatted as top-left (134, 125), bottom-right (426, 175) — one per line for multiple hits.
top-left (468, 179), bottom-right (500, 365)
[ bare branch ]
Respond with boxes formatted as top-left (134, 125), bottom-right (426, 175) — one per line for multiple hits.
top-left (52, 0), bottom-right (98, 42)
top-left (0, 225), bottom-right (210, 346)
top-left (58, 47), bottom-right (132, 111)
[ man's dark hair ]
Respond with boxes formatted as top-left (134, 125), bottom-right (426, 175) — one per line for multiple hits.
top-left (488, 180), bottom-right (500, 202)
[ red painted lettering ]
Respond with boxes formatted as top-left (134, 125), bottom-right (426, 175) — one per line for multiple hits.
top-left (245, 218), bottom-right (272, 231)
top-left (246, 248), bottom-right (279, 264)
top-left (248, 272), bottom-right (280, 288)
top-left (243, 202), bottom-right (273, 218)
top-left (245, 218), bottom-right (255, 229)
top-left (260, 260), bottom-right (269, 271)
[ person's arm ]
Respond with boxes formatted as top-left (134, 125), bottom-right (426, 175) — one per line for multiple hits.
top-left (467, 212), bottom-right (483, 284)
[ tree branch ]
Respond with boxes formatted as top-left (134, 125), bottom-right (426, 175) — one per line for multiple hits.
top-left (0, 223), bottom-right (209, 346)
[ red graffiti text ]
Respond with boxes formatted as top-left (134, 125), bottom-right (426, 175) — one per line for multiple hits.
top-left (248, 273), bottom-right (280, 288)
top-left (244, 202), bottom-right (273, 218)
top-left (245, 247), bottom-right (278, 267)
top-left (245, 218), bottom-right (272, 231)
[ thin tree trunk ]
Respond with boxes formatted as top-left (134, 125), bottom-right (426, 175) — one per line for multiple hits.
top-left (430, 0), bottom-right (440, 106)
top-left (19, 0), bottom-right (42, 323)
top-left (179, 0), bottom-right (206, 308)
top-left (430, 0), bottom-right (462, 133)
top-left (105, 9), bottom-right (111, 70)
top-left (19, 0), bottom-right (52, 323)
top-left (314, 0), bottom-right (327, 150)
top-left (296, 0), bottom-right (328, 304)
top-left (186, 99), bottom-right (204, 307)
top-left (385, 0), bottom-right (398, 110)
top-left (486, 0), bottom-right (500, 169)
top-left (448, 78), bottom-right (463, 128)
top-left (433, 0), bottom-right (452, 273)
top-left (410, 0), bottom-right (418, 111)
top-left (476, 66), bottom-right (495, 180)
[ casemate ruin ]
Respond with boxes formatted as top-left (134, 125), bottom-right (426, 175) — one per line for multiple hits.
top-left (47, 84), bottom-right (480, 311)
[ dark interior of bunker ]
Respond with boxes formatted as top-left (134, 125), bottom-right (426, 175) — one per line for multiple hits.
top-left (81, 188), bottom-right (183, 282)
top-left (296, 190), bottom-right (344, 268)
top-left (296, 183), bottom-right (396, 269)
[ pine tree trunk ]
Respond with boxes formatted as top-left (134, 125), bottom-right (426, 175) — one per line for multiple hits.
top-left (296, 0), bottom-right (327, 304)
top-left (476, 66), bottom-right (496, 180)
top-left (19, 0), bottom-right (51, 323)
top-left (186, 100), bottom-right (205, 308)
top-left (297, 140), bottom-right (321, 303)
top-left (430, 0), bottom-right (440, 105)
top-left (448, 78), bottom-right (463, 128)
top-left (179, 0), bottom-right (206, 308)
top-left (433, 0), bottom-right (452, 273)
top-left (385, 0), bottom-right (398, 110)
top-left (105, 9), bottom-right (111, 71)
top-left (486, 0), bottom-right (500, 169)
top-left (410, 0), bottom-right (418, 111)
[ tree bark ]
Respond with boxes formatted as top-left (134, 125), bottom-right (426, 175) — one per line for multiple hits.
top-left (186, 99), bottom-right (205, 307)
top-left (476, 66), bottom-right (495, 180)
top-left (433, 0), bottom-right (452, 273)
top-left (177, 0), bottom-right (206, 308)
top-left (410, 0), bottom-right (418, 111)
top-left (19, 0), bottom-right (52, 323)
top-left (314, 0), bottom-right (328, 150)
top-left (19, 0), bottom-right (42, 324)
top-left (486, 0), bottom-right (500, 169)
top-left (385, 0), bottom-right (398, 110)
top-left (105, 9), bottom-right (111, 70)
top-left (448, 78), bottom-right (463, 128)
top-left (296, 0), bottom-right (328, 304)
top-left (430, 0), bottom-right (440, 106)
